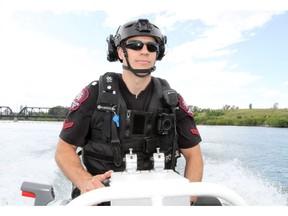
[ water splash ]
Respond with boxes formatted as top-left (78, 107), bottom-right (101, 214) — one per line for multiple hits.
top-left (203, 158), bottom-right (288, 206)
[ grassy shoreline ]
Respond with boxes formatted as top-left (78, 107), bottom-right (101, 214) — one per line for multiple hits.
top-left (194, 109), bottom-right (288, 128)
top-left (2, 108), bottom-right (288, 128)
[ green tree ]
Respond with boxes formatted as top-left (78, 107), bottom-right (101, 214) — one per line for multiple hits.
top-left (48, 106), bottom-right (69, 116)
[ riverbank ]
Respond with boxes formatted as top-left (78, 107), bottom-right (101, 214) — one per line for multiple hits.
top-left (2, 108), bottom-right (288, 128)
top-left (194, 109), bottom-right (288, 128)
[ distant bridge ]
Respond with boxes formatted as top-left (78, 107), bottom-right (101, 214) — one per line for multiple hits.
top-left (0, 106), bottom-right (68, 121)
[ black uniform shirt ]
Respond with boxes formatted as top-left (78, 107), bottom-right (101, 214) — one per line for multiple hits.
top-left (60, 77), bottom-right (202, 149)
top-left (118, 77), bottom-right (153, 111)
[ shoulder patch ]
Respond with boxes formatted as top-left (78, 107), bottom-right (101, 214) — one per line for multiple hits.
top-left (70, 88), bottom-right (89, 111)
top-left (179, 96), bottom-right (194, 117)
top-left (190, 127), bottom-right (200, 135)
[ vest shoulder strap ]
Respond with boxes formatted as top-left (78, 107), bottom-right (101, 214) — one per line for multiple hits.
top-left (148, 77), bottom-right (171, 111)
top-left (97, 72), bottom-right (121, 106)
top-left (157, 77), bottom-right (171, 91)
top-left (99, 72), bottom-right (121, 93)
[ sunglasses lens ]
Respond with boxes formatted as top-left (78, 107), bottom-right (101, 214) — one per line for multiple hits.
top-left (125, 41), bottom-right (159, 52)
top-left (146, 42), bottom-right (159, 52)
top-left (125, 41), bottom-right (144, 51)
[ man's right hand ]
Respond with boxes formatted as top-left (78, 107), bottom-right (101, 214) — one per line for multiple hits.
top-left (80, 170), bottom-right (114, 194)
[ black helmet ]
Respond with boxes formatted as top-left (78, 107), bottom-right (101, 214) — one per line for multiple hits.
top-left (107, 19), bottom-right (167, 62)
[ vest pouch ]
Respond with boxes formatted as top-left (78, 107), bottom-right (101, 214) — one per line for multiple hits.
top-left (143, 137), bottom-right (159, 154)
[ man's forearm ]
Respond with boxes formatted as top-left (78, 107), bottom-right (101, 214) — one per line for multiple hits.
top-left (184, 158), bottom-right (203, 182)
top-left (55, 139), bottom-right (92, 189)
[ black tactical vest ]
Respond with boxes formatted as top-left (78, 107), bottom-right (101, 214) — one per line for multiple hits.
top-left (82, 72), bottom-right (179, 175)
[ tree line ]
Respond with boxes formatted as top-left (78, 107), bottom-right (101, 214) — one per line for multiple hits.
top-left (191, 106), bottom-right (288, 128)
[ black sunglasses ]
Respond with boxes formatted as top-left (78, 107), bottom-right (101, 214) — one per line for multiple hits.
top-left (125, 40), bottom-right (159, 53)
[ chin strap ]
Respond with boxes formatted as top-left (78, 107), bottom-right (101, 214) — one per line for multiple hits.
top-left (122, 47), bottom-right (156, 78)
top-left (122, 65), bottom-right (156, 77)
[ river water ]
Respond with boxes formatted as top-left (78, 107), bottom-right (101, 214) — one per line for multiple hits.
top-left (0, 121), bottom-right (287, 206)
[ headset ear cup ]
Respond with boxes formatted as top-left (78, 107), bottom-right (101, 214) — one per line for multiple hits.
top-left (106, 35), bottom-right (119, 62)
top-left (157, 35), bottom-right (167, 60)
top-left (157, 43), bottom-right (165, 60)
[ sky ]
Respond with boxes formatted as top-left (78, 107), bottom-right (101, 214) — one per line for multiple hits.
top-left (1, 0), bottom-right (288, 112)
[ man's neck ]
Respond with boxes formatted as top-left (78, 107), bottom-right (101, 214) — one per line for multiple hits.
top-left (122, 70), bottom-right (152, 97)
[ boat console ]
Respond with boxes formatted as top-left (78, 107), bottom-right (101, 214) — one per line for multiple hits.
top-left (21, 148), bottom-right (246, 206)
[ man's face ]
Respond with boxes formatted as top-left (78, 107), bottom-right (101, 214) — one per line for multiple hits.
top-left (118, 36), bottom-right (158, 70)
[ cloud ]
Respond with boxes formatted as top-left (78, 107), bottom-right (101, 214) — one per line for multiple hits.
top-left (0, 2), bottom-right (287, 109)
top-left (156, 59), bottom-right (261, 108)
top-left (153, 11), bottom-right (282, 108)
top-left (0, 14), bottom-right (102, 108)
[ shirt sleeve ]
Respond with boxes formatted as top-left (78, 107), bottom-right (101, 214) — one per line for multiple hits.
top-left (59, 81), bottom-right (99, 147)
top-left (176, 95), bottom-right (202, 149)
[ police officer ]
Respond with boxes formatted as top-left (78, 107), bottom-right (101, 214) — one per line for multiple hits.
top-left (55, 19), bottom-right (203, 204)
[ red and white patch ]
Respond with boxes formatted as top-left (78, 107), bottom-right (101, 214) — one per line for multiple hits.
top-left (190, 127), bottom-right (200, 135)
top-left (70, 88), bottom-right (89, 111)
top-left (179, 96), bottom-right (194, 117)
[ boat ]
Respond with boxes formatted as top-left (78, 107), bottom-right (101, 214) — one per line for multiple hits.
top-left (21, 148), bottom-right (246, 206)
